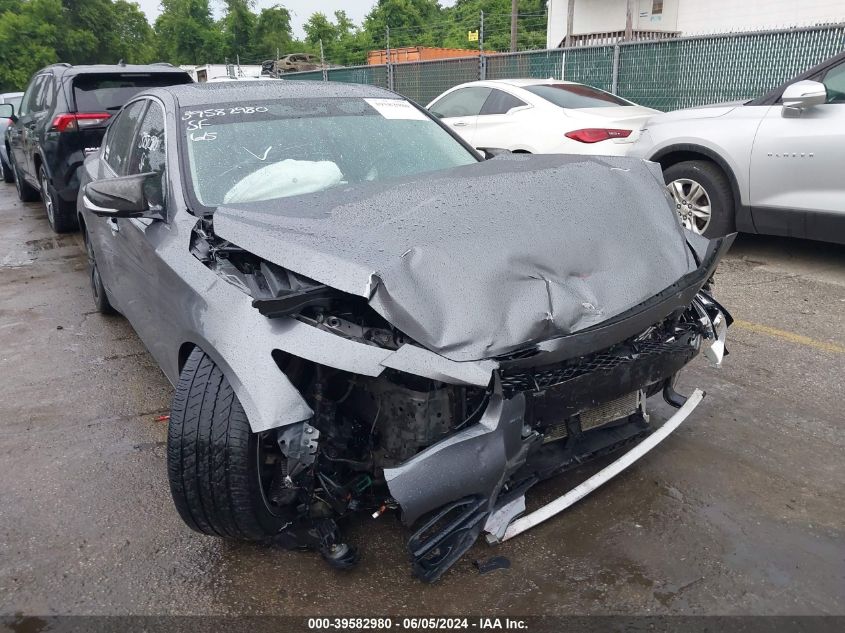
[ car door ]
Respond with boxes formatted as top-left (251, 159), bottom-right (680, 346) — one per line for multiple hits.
top-left (473, 88), bottom-right (531, 151)
top-left (27, 74), bottom-right (55, 177)
top-left (749, 58), bottom-right (845, 216)
top-left (7, 75), bottom-right (44, 180)
top-left (84, 99), bottom-right (147, 309)
top-left (427, 87), bottom-right (492, 145)
top-left (113, 98), bottom-right (172, 360)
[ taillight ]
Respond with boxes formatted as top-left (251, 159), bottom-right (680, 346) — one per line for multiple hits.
top-left (565, 128), bottom-right (632, 143)
top-left (50, 112), bottom-right (110, 133)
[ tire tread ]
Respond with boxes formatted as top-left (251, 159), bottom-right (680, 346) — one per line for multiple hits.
top-left (167, 348), bottom-right (278, 541)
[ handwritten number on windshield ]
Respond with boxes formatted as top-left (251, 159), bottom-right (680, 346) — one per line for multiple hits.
top-left (182, 106), bottom-right (269, 121)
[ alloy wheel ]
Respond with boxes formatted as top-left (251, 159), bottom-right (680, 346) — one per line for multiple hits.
top-left (85, 237), bottom-right (100, 302)
top-left (667, 178), bottom-right (711, 234)
top-left (39, 168), bottom-right (54, 225)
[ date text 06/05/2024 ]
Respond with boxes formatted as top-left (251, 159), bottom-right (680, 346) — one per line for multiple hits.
top-left (307, 618), bottom-right (529, 630)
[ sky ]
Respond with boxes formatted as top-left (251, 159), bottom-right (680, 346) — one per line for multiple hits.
top-left (135, 1), bottom-right (458, 40)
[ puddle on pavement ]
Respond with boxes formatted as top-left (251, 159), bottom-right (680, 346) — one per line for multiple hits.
top-left (1, 252), bottom-right (35, 268)
top-left (25, 235), bottom-right (78, 252)
top-left (1, 235), bottom-right (81, 268)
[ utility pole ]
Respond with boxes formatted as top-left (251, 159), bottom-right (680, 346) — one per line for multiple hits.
top-left (625, 0), bottom-right (635, 41)
top-left (510, 0), bottom-right (518, 52)
top-left (565, 0), bottom-right (575, 47)
top-left (385, 26), bottom-right (393, 91)
top-left (319, 39), bottom-right (328, 81)
top-left (479, 10), bottom-right (485, 80)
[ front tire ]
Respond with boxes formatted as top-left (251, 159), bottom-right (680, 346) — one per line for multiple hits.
top-left (167, 348), bottom-right (288, 540)
top-left (663, 160), bottom-right (735, 237)
top-left (84, 229), bottom-right (115, 315)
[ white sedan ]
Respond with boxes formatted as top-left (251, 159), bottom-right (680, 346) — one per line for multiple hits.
top-left (427, 79), bottom-right (658, 156)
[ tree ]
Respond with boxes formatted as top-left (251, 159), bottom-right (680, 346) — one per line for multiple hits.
top-left (111, 0), bottom-right (158, 64)
top-left (58, 0), bottom-right (118, 63)
top-left (221, 0), bottom-right (256, 62)
top-left (363, 0), bottom-right (444, 49)
top-left (154, 0), bottom-right (223, 65)
top-left (253, 5), bottom-right (293, 61)
top-left (440, 0), bottom-right (548, 52)
top-left (303, 12), bottom-right (337, 51)
top-left (0, 0), bottom-right (60, 91)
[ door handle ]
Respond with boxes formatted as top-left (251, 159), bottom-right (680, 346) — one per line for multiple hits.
top-left (107, 218), bottom-right (119, 233)
top-left (452, 121), bottom-right (469, 127)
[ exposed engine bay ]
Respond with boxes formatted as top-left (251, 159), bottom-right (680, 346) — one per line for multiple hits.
top-left (190, 217), bottom-right (733, 581)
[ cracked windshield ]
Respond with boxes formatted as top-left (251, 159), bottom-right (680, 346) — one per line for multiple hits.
top-left (181, 97), bottom-right (477, 208)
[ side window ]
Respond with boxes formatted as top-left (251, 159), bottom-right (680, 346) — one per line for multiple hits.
top-left (103, 101), bottom-right (146, 175)
top-left (429, 87), bottom-right (492, 118)
top-left (128, 102), bottom-right (166, 176)
top-left (128, 102), bottom-right (167, 209)
top-left (35, 75), bottom-right (54, 112)
top-left (18, 76), bottom-right (44, 116)
top-left (480, 89), bottom-right (527, 115)
top-left (821, 62), bottom-right (845, 104)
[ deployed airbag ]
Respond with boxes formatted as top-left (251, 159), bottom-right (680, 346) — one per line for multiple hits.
top-left (214, 154), bottom-right (696, 361)
top-left (224, 159), bottom-right (343, 203)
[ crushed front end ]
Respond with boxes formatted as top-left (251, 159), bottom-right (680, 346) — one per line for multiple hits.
top-left (382, 285), bottom-right (732, 581)
top-left (191, 210), bottom-right (733, 580)
top-left (186, 154), bottom-right (736, 581)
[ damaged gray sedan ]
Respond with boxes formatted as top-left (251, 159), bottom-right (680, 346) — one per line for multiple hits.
top-left (77, 82), bottom-right (733, 582)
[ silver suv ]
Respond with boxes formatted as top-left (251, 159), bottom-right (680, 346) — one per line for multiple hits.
top-left (630, 52), bottom-right (845, 244)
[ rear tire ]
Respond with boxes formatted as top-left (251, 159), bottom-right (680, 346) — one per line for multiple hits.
top-left (663, 160), bottom-right (735, 237)
top-left (13, 160), bottom-right (39, 202)
top-left (39, 165), bottom-right (77, 233)
top-left (0, 156), bottom-right (13, 183)
top-left (167, 348), bottom-right (288, 540)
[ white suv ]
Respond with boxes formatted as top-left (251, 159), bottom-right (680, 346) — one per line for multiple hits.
top-left (630, 52), bottom-right (845, 243)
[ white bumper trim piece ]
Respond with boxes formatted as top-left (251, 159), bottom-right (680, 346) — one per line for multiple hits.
top-left (498, 388), bottom-right (706, 542)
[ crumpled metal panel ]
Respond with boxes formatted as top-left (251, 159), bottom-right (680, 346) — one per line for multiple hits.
top-left (214, 154), bottom-right (695, 362)
top-left (383, 386), bottom-right (527, 526)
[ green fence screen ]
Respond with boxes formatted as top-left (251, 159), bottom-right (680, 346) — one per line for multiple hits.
top-left (281, 25), bottom-right (845, 111)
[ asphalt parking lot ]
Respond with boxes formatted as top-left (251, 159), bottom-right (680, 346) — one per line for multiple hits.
top-left (0, 184), bottom-right (843, 616)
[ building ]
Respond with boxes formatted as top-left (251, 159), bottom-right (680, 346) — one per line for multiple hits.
top-left (546, 0), bottom-right (845, 48)
top-left (367, 47), bottom-right (480, 65)
top-left (178, 64), bottom-right (263, 82)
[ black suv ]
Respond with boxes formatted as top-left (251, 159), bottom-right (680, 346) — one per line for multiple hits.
top-left (2, 63), bottom-right (191, 232)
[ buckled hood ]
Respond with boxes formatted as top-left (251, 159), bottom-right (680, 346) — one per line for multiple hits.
top-left (212, 154), bottom-right (696, 362)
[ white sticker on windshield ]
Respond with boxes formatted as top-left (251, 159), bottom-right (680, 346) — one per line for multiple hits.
top-left (364, 98), bottom-right (428, 121)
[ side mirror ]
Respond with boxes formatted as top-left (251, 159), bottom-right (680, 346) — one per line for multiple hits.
top-left (0, 103), bottom-right (16, 121)
top-left (82, 172), bottom-right (165, 220)
top-left (478, 147), bottom-right (512, 160)
top-left (782, 80), bottom-right (827, 117)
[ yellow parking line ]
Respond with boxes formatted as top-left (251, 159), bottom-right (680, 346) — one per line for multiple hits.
top-left (733, 319), bottom-right (845, 354)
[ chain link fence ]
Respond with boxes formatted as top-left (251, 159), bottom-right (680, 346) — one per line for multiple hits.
top-left (280, 24), bottom-right (845, 111)
top-left (392, 57), bottom-right (481, 106)
top-left (617, 24), bottom-right (845, 110)
top-left (484, 46), bottom-right (617, 93)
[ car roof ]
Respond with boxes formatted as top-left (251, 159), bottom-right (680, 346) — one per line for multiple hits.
top-left (487, 78), bottom-right (579, 88)
top-left (149, 80), bottom-right (399, 107)
top-left (0, 92), bottom-right (24, 99)
top-left (45, 63), bottom-right (190, 77)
